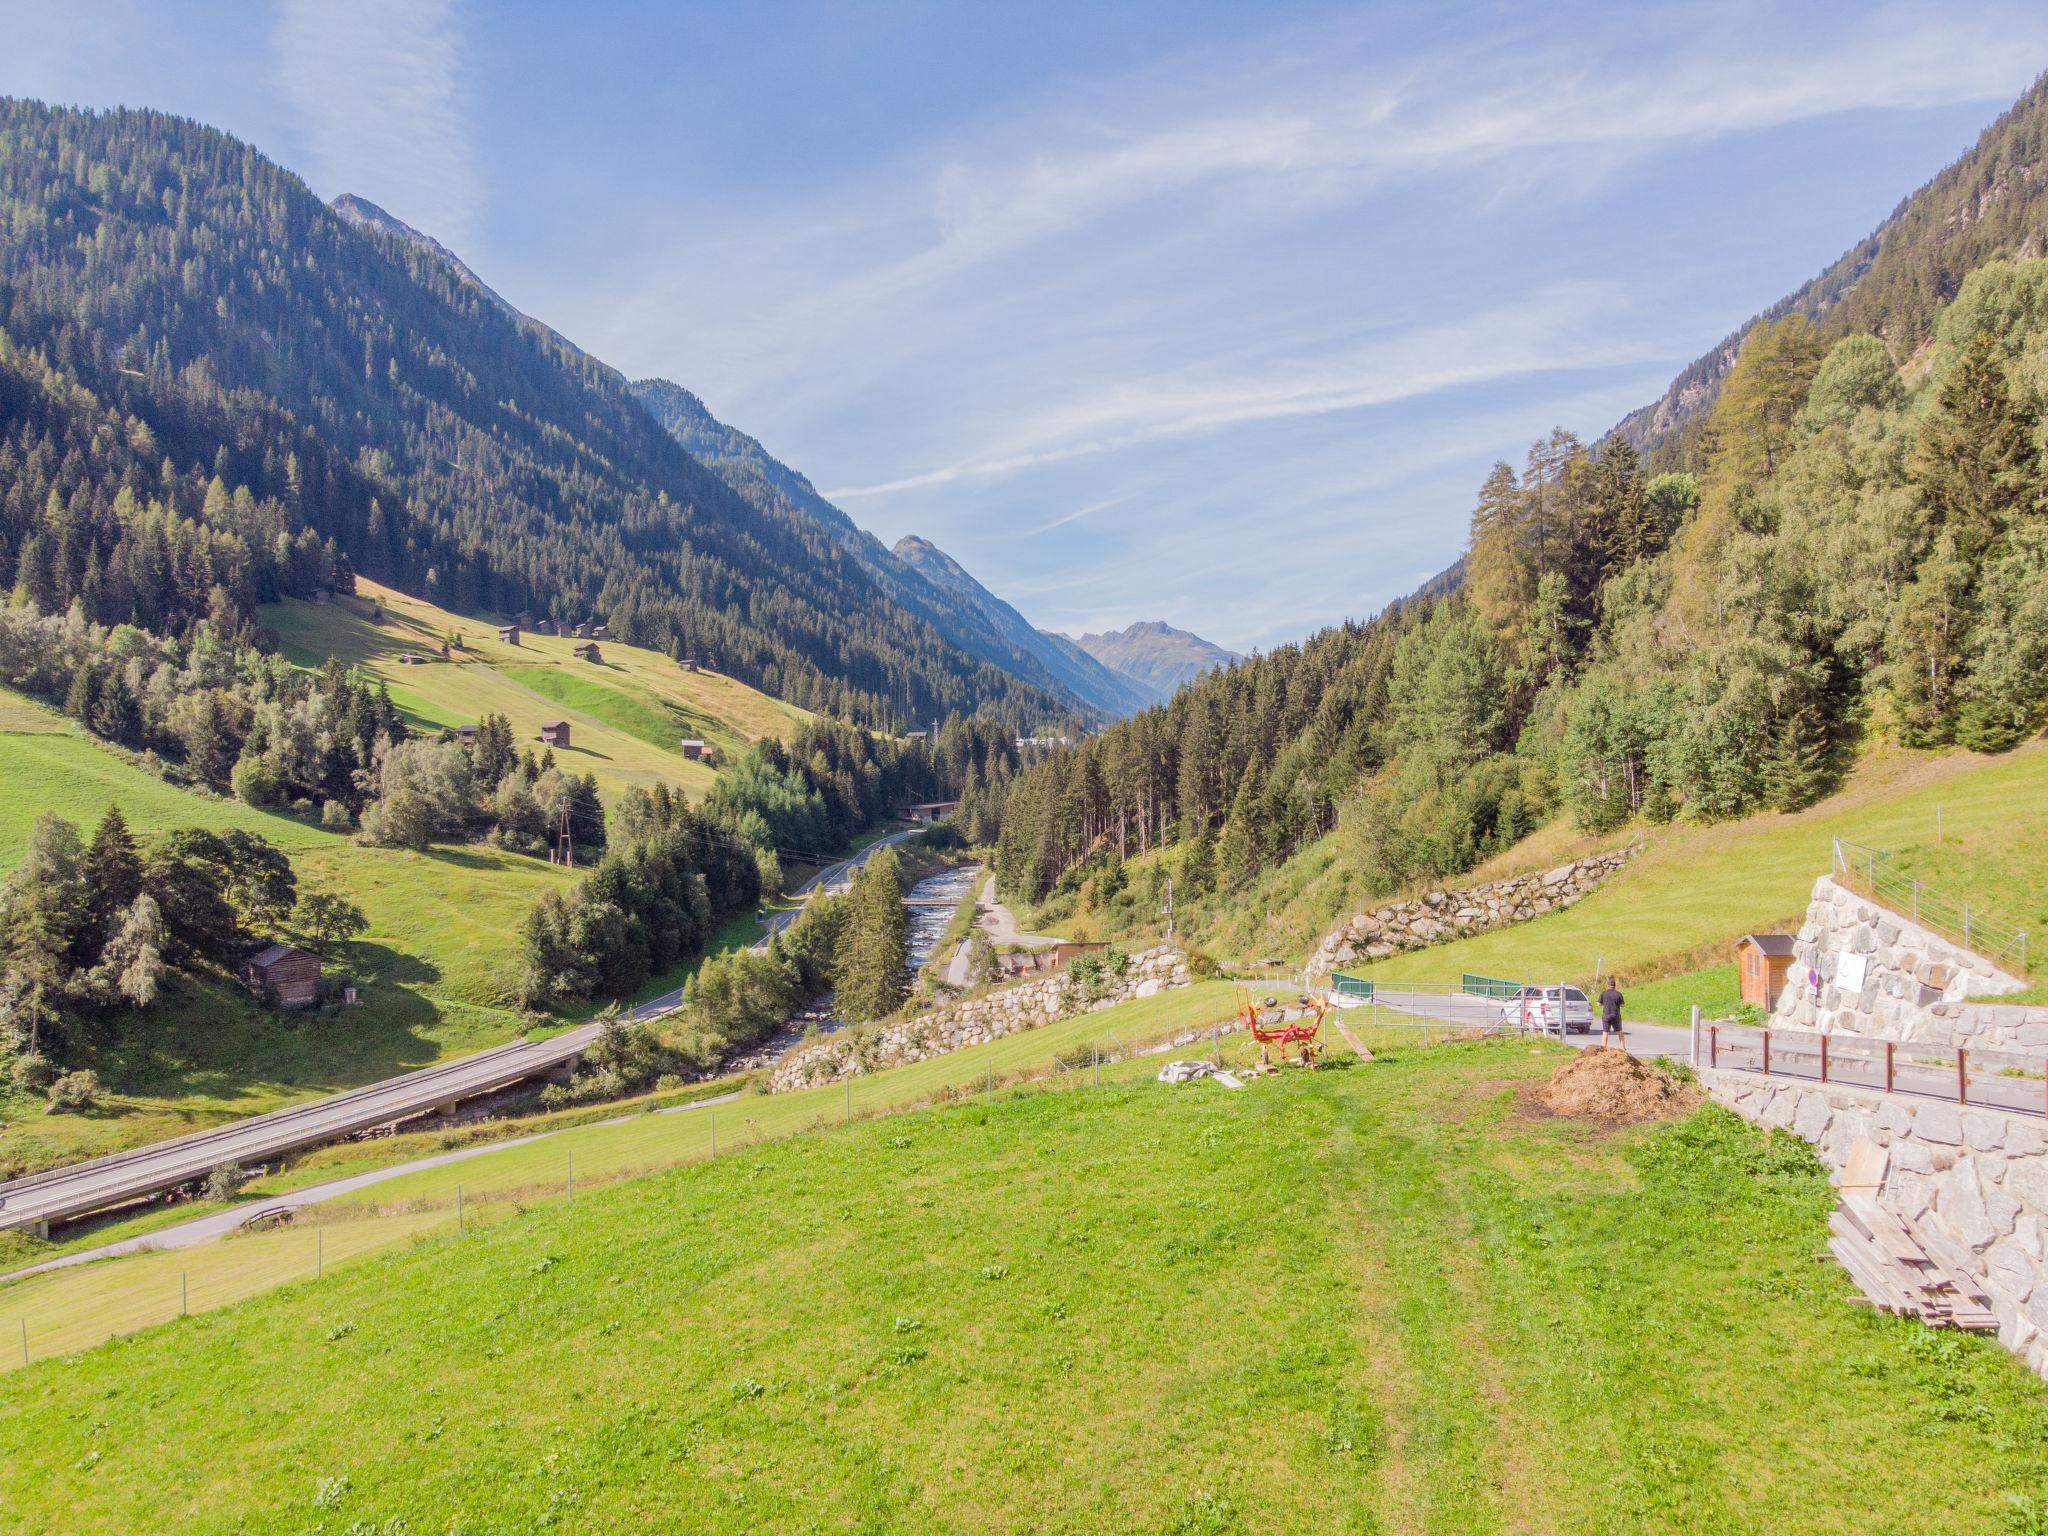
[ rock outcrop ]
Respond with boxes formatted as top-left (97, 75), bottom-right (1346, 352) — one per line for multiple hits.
top-left (766, 946), bottom-right (1192, 1092)
top-left (1304, 845), bottom-right (1638, 980)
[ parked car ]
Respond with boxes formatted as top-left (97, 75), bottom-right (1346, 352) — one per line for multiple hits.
top-left (1501, 985), bottom-right (1594, 1034)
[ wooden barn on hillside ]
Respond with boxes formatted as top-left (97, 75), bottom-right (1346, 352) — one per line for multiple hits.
top-left (242, 943), bottom-right (321, 1009)
top-left (497, 624), bottom-right (521, 645)
top-left (540, 720), bottom-right (570, 748)
top-left (573, 641), bottom-right (602, 663)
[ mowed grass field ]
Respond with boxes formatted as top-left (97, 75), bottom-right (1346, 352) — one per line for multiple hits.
top-left (0, 687), bottom-right (571, 1174)
top-left (1358, 740), bottom-right (2048, 993)
top-left (267, 579), bottom-right (809, 803)
top-left (5, 1038), bottom-right (2048, 1532)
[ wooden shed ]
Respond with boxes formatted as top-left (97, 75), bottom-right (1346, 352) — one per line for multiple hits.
top-left (497, 624), bottom-right (520, 645)
top-left (573, 641), bottom-right (602, 663)
top-left (533, 618), bottom-right (557, 636)
top-left (540, 720), bottom-right (570, 748)
top-left (455, 723), bottom-right (478, 743)
top-left (1735, 934), bottom-right (1796, 1009)
top-left (679, 738), bottom-right (712, 762)
top-left (241, 943), bottom-right (322, 1009)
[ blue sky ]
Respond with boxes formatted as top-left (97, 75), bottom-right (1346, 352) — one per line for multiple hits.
top-left (4, 2), bottom-right (2046, 651)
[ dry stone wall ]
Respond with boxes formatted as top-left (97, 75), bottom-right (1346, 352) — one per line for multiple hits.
top-left (1772, 876), bottom-right (2030, 1047)
top-left (766, 946), bottom-right (1192, 1092)
top-left (1703, 1068), bottom-right (2048, 1379)
top-left (1305, 845), bottom-right (1638, 980)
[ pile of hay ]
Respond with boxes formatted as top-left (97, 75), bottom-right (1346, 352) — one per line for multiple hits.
top-left (1539, 1048), bottom-right (1700, 1124)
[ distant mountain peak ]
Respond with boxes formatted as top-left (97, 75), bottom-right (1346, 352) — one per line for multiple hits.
top-left (1073, 621), bottom-right (1238, 697)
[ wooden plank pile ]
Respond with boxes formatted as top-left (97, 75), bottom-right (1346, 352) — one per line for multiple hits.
top-left (1828, 1138), bottom-right (1998, 1331)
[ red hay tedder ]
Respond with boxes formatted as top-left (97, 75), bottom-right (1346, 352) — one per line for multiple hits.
top-left (1234, 986), bottom-right (1325, 1070)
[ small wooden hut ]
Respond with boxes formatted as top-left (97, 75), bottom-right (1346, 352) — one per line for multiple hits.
top-left (241, 943), bottom-right (322, 1009)
top-left (540, 720), bottom-right (570, 748)
top-left (1735, 934), bottom-right (1796, 1010)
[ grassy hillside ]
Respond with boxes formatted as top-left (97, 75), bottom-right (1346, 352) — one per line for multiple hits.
top-left (4, 1037), bottom-right (2047, 1531)
top-left (267, 579), bottom-right (810, 803)
top-left (0, 687), bottom-right (573, 1174)
top-left (1359, 741), bottom-right (2048, 991)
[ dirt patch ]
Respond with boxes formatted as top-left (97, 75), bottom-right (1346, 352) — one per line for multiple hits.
top-left (1535, 1048), bottom-right (1701, 1125)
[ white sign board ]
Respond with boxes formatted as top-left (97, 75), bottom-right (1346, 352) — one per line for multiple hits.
top-left (1836, 952), bottom-right (1868, 994)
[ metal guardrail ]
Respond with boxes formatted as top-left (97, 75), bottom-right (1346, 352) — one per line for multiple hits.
top-left (1700, 1018), bottom-right (2048, 1117)
top-left (1832, 837), bottom-right (2028, 975)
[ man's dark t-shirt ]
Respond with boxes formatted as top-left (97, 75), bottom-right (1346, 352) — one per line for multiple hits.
top-left (1599, 986), bottom-right (1623, 1026)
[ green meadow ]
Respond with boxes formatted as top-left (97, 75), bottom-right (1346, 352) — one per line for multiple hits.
top-left (5, 1033), bottom-right (2047, 1533)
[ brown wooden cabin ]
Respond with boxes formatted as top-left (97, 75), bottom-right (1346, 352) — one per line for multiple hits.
top-left (455, 724), bottom-right (478, 743)
top-left (1735, 934), bottom-right (1796, 1009)
top-left (590, 623), bottom-right (610, 639)
top-left (514, 609), bottom-right (536, 626)
top-left (679, 658), bottom-right (699, 673)
top-left (573, 641), bottom-right (602, 663)
top-left (574, 621), bottom-right (593, 638)
top-left (679, 738), bottom-right (712, 762)
top-left (497, 624), bottom-right (520, 645)
top-left (397, 652), bottom-right (426, 665)
top-left (242, 943), bottom-right (322, 1009)
top-left (540, 720), bottom-right (570, 748)
top-left (533, 618), bottom-right (558, 636)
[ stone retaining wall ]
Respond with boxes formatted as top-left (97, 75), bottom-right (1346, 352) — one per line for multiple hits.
top-left (1703, 1067), bottom-right (2048, 1379)
top-left (1772, 876), bottom-right (2030, 1047)
top-left (766, 946), bottom-right (1192, 1092)
top-left (1305, 844), bottom-right (1639, 980)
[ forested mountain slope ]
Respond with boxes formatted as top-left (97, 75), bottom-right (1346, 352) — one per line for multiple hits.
top-left (1619, 71), bottom-right (2048, 458)
top-left (0, 100), bottom-right (1065, 728)
top-left (985, 251), bottom-right (2048, 946)
top-left (628, 379), bottom-right (1099, 719)
top-left (890, 534), bottom-right (1156, 715)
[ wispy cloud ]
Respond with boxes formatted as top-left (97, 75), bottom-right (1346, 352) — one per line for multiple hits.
top-left (1024, 494), bottom-right (1130, 537)
top-left (272, 0), bottom-right (479, 244)
top-left (825, 288), bottom-right (1646, 500)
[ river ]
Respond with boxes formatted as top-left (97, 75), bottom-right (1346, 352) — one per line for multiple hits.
top-left (719, 861), bottom-right (980, 1071)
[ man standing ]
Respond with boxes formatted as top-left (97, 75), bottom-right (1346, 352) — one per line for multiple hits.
top-left (1599, 978), bottom-right (1625, 1049)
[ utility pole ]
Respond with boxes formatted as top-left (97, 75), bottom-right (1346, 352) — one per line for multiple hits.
top-left (1162, 875), bottom-right (1174, 943)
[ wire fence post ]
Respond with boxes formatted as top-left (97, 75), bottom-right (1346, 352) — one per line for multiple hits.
top-left (18, 1318), bottom-right (26, 1367)
top-left (1690, 1005), bottom-right (1700, 1070)
top-left (567, 1151), bottom-right (574, 1197)
top-left (316, 1227), bottom-right (323, 1279)
top-left (181, 1271), bottom-right (188, 1317)
top-left (457, 1184), bottom-right (464, 1232)
top-left (709, 1112), bottom-right (716, 1158)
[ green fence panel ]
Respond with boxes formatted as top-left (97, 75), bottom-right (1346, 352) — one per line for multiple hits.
top-left (1461, 973), bottom-right (1522, 1000)
top-left (1330, 972), bottom-right (1374, 1000)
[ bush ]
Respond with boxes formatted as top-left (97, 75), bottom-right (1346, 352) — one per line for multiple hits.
top-left (230, 753), bottom-right (280, 807)
top-left (319, 798), bottom-right (353, 830)
top-left (1183, 947), bottom-right (1219, 980)
top-left (46, 1069), bottom-right (102, 1112)
top-left (203, 1163), bottom-right (253, 1200)
top-left (8, 1051), bottom-right (56, 1092)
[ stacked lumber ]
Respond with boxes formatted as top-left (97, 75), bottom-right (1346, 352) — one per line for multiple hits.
top-left (1828, 1139), bottom-right (1998, 1331)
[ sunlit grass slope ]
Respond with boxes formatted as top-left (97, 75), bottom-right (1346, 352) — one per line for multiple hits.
top-left (1362, 740), bottom-right (2048, 989)
top-left (267, 579), bottom-right (809, 803)
top-left (5, 1039), bottom-right (2047, 1532)
top-left (0, 687), bottom-right (569, 1174)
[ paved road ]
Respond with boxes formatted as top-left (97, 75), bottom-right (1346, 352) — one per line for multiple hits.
top-left (0, 1089), bottom-right (745, 1285)
top-left (0, 1022), bottom-right (621, 1236)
